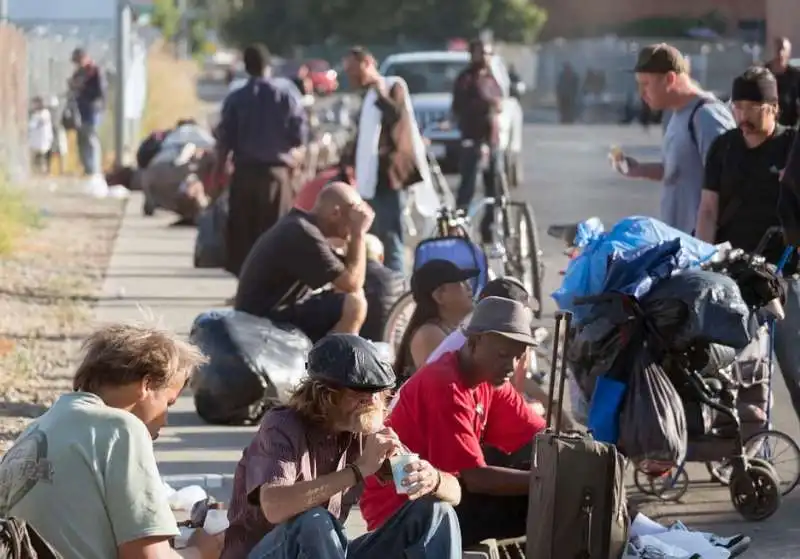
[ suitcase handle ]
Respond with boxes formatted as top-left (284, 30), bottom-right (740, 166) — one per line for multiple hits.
top-left (545, 310), bottom-right (573, 433)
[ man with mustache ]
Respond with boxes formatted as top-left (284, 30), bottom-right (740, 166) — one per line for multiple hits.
top-left (221, 334), bottom-right (462, 559)
top-left (695, 66), bottom-right (800, 422)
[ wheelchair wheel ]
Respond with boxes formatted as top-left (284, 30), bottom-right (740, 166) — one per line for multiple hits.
top-left (730, 464), bottom-right (781, 521)
top-left (382, 291), bottom-right (415, 356)
top-left (705, 430), bottom-right (800, 496)
top-left (634, 467), bottom-right (689, 502)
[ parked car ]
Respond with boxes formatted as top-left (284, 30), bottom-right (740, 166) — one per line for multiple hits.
top-left (379, 50), bottom-right (525, 183)
top-left (306, 59), bottom-right (339, 96)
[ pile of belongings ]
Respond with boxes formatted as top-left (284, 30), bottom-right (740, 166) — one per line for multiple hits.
top-left (136, 121), bottom-right (219, 223)
top-left (556, 216), bottom-right (784, 473)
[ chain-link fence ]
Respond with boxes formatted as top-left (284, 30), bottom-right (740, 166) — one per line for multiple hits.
top-left (0, 18), bottom-right (149, 180)
top-left (524, 36), bottom-right (762, 107)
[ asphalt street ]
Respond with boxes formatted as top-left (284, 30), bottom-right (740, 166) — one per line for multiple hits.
top-left (135, 81), bottom-right (800, 554)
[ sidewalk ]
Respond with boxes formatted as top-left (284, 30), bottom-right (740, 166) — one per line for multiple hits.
top-left (92, 192), bottom-right (369, 536)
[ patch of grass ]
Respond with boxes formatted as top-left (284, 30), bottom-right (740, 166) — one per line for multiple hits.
top-left (141, 41), bottom-right (208, 139)
top-left (0, 181), bottom-right (42, 256)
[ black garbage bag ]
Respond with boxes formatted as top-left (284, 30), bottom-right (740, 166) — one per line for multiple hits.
top-left (189, 309), bottom-right (312, 425)
top-left (618, 344), bottom-right (687, 473)
top-left (643, 269), bottom-right (751, 350)
top-left (194, 191), bottom-right (228, 269)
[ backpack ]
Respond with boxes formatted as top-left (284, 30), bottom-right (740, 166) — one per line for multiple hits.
top-left (0, 518), bottom-right (62, 559)
top-left (688, 96), bottom-right (731, 150)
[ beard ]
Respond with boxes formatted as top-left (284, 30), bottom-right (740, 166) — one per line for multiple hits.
top-left (339, 402), bottom-right (386, 434)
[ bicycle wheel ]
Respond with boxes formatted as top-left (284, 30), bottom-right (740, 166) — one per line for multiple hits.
top-left (382, 291), bottom-right (416, 356)
top-left (500, 203), bottom-right (544, 319)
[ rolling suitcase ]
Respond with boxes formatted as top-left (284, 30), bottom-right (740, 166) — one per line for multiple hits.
top-left (526, 310), bottom-right (629, 559)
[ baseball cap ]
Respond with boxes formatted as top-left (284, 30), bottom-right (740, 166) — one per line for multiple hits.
top-left (463, 296), bottom-right (536, 345)
top-left (479, 277), bottom-right (529, 304)
top-left (410, 259), bottom-right (479, 301)
top-left (306, 334), bottom-right (395, 392)
top-left (633, 43), bottom-right (689, 74)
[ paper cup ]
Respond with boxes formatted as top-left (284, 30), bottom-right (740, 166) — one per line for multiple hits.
top-left (390, 453), bottom-right (419, 494)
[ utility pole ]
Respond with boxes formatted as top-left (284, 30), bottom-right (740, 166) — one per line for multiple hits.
top-left (0, 0), bottom-right (9, 23)
top-left (114, 0), bottom-right (132, 168)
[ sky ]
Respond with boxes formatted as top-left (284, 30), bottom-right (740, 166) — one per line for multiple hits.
top-left (8, 0), bottom-right (152, 21)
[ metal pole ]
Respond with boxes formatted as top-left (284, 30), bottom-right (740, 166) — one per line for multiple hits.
top-left (0, 0), bottom-right (8, 23)
top-left (114, 0), bottom-right (131, 168)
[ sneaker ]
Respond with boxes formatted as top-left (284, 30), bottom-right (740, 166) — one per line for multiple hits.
top-left (669, 522), bottom-right (751, 558)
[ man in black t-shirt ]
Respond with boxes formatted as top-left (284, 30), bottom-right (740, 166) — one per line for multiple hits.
top-left (766, 37), bottom-right (800, 127)
top-left (234, 182), bottom-right (373, 342)
top-left (695, 67), bottom-right (800, 421)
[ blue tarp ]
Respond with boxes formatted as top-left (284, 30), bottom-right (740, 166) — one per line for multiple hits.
top-left (552, 216), bottom-right (718, 322)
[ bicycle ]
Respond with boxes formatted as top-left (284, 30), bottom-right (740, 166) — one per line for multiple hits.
top-left (382, 147), bottom-right (545, 358)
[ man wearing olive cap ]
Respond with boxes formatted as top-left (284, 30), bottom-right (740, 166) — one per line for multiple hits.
top-left (615, 43), bottom-right (735, 234)
top-left (222, 334), bottom-right (462, 559)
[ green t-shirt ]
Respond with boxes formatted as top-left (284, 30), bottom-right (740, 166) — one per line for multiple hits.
top-left (0, 392), bottom-right (179, 559)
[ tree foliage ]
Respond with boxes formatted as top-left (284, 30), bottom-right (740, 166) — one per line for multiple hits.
top-left (220, 0), bottom-right (547, 54)
top-left (151, 0), bottom-right (181, 40)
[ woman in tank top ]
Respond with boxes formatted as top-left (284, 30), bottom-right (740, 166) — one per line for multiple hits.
top-left (393, 259), bottom-right (477, 384)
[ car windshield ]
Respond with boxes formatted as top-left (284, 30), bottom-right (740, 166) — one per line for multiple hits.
top-left (383, 60), bottom-right (468, 94)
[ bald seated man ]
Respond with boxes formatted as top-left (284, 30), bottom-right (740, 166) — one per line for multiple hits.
top-left (235, 182), bottom-right (375, 341)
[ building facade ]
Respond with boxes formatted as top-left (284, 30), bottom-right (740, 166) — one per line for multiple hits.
top-left (537, 0), bottom-right (766, 41)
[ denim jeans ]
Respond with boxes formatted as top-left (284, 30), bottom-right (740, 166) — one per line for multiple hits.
top-left (773, 278), bottom-right (800, 423)
top-left (247, 497), bottom-right (461, 559)
top-left (77, 120), bottom-right (101, 175)
top-left (369, 187), bottom-right (406, 275)
top-left (455, 143), bottom-right (502, 243)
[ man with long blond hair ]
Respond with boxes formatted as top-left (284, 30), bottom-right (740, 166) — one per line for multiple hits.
top-left (222, 333), bottom-right (462, 559)
top-left (0, 324), bottom-right (223, 559)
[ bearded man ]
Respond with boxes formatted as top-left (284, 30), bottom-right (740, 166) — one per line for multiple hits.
top-left (220, 334), bottom-right (462, 559)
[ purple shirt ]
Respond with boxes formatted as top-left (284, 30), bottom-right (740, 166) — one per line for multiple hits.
top-left (221, 407), bottom-right (362, 558)
top-left (217, 77), bottom-right (308, 166)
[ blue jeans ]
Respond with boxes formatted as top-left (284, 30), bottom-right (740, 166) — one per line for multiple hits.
top-left (77, 120), bottom-right (101, 175)
top-left (773, 278), bottom-right (800, 422)
top-left (247, 498), bottom-right (461, 559)
top-left (456, 143), bottom-right (502, 243)
top-left (370, 188), bottom-right (406, 275)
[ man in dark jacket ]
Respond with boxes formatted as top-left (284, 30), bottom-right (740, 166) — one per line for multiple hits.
top-left (766, 37), bottom-right (800, 127)
top-left (69, 48), bottom-right (105, 176)
top-left (451, 39), bottom-right (504, 243)
top-left (346, 46), bottom-right (421, 274)
top-left (216, 44), bottom-right (308, 278)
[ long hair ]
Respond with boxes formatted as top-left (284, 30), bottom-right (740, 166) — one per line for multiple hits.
top-left (393, 294), bottom-right (441, 378)
top-left (287, 378), bottom-right (345, 425)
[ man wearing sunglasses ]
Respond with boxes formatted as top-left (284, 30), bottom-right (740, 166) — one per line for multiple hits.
top-left (695, 66), bottom-right (800, 423)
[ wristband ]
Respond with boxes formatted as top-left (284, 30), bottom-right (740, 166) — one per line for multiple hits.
top-left (346, 463), bottom-right (365, 485)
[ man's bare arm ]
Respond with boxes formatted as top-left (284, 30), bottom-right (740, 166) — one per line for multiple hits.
top-left (695, 190), bottom-right (720, 244)
top-left (260, 468), bottom-right (358, 525)
top-left (460, 465), bottom-right (530, 496)
top-left (628, 161), bottom-right (664, 181)
top-left (331, 231), bottom-right (367, 293)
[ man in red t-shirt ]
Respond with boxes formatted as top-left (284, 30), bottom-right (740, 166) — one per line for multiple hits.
top-left (360, 296), bottom-right (546, 547)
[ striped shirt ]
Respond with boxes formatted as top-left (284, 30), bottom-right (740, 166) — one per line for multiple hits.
top-left (221, 407), bottom-right (362, 558)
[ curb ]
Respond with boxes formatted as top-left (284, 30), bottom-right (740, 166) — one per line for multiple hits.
top-left (162, 473), bottom-right (235, 490)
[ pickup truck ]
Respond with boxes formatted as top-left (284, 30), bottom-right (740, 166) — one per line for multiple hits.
top-left (379, 50), bottom-right (525, 185)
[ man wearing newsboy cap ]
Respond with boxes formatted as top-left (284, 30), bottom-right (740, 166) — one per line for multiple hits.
top-left (614, 43), bottom-right (735, 235)
top-left (223, 334), bottom-right (463, 559)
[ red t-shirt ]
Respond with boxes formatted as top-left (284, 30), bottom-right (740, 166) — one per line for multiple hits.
top-left (359, 352), bottom-right (546, 530)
